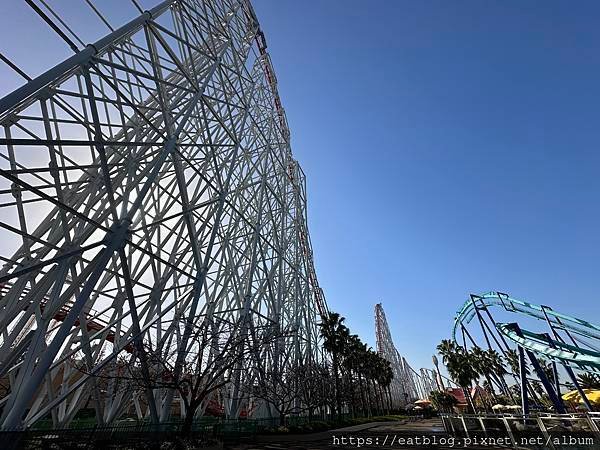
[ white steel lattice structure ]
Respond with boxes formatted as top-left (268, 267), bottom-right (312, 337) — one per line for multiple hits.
top-left (374, 303), bottom-right (431, 406)
top-left (0, 0), bottom-right (327, 429)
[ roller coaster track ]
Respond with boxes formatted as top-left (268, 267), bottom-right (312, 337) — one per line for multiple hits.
top-left (0, 0), bottom-right (327, 429)
top-left (453, 291), bottom-right (600, 369)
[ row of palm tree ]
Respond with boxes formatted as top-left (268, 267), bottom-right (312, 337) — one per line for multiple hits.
top-left (435, 339), bottom-right (600, 413)
top-left (319, 312), bottom-right (394, 418)
top-left (436, 340), bottom-right (523, 412)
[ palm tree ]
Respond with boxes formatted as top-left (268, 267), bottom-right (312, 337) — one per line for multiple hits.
top-left (437, 340), bottom-right (479, 413)
top-left (470, 347), bottom-right (493, 392)
top-left (355, 339), bottom-right (371, 415)
top-left (364, 349), bottom-right (383, 415)
top-left (342, 333), bottom-right (365, 417)
top-left (430, 390), bottom-right (458, 413)
top-left (355, 348), bottom-right (390, 416)
top-left (505, 349), bottom-right (527, 376)
top-left (470, 347), bottom-right (496, 410)
top-left (379, 360), bottom-right (394, 413)
top-left (355, 341), bottom-right (372, 416)
top-left (487, 349), bottom-right (507, 385)
top-left (538, 358), bottom-right (555, 385)
top-left (437, 339), bottom-right (458, 365)
top-left (505, 348), bottom-right (546, 406)
top-left (319, 312), bottom-right (349, 418)
top-left (486, 349), bottom-right (515, 402)
top-left (576, 373), bottom-right (600, 390)
top-left (471, 348), bottom-right (510, 396)
top-left (374, 355), bottom-right (393, 415)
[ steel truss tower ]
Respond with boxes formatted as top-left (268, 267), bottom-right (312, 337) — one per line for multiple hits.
top-left (374, 303), bottom-right (431, 406)
top-left (0, 0), bottom-right (327, 429)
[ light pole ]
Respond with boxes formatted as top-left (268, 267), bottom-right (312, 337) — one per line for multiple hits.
top-left (432, 355), bottom-right (445, 391)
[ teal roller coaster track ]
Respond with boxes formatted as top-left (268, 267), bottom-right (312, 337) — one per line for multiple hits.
top-left (453, 291), bottom-right (600, 369)
top-left (451, 291), bottom-right (600, 413)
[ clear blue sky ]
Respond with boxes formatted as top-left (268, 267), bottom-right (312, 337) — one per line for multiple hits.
top-left (1, 1), bottom-right (599, 372)
top-left (251, 0), bottom-right (600, 370)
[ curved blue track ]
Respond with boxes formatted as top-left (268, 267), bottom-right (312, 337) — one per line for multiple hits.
top-left (453, 291), bottom-right (600, 369)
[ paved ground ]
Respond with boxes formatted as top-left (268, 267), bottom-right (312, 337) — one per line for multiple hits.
top-left (224, 418), bottom-right (510, 449)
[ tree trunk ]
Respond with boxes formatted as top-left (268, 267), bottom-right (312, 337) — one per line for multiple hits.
top-left (333, 355), bottom-right (342, 420)
top-left (181, 402), bottom-right (197, 435)
top-left (358, 373), bottom-right (367, 416)
top-left (376, 384), bottom-right (383, 415)
top-left (348, 371), bottom-right (355, 418)
top-left (364, 379), bottom-right (371, 417)
top-left (386, 386), bottom-right (391, 414)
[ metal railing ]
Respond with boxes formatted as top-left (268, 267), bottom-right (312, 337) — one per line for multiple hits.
top-left (0, 412), bottom-right (414, 449)
top-left (441, 412), bottom-right (600, 449)
top-left (0, 418), bottom-right (251, 449)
